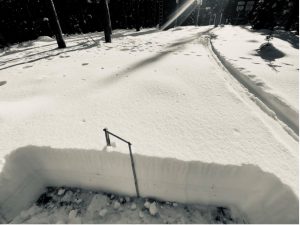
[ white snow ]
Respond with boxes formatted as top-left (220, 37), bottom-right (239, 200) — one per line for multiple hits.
top-left (149, 202), bottom-right (158, 216)
top-left (211, 26), bottom-right (299, 133)
top-left (0, 26), bottom-right (298, 223)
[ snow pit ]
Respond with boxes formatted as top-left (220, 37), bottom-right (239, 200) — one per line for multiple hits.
top-left (11, 186), bottom-right (245, 224)
top-left (0, 146), bottom-right (298, 224)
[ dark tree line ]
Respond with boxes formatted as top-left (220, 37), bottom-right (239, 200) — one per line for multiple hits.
top-left (250, 0), bottom-right (299, 32)
top-left (0, 0), bottom-right (298, 47)
top-left (224, 0), bottom-right (299, 33)
top-left (0, 0), bottom-right (162, 46)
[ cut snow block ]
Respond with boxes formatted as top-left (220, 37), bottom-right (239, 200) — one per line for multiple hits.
top-left (0, 145), bottom-right (298, 224)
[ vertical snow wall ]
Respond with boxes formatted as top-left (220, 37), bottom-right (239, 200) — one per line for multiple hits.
top-left (0, 146), bottom-right (298, 223)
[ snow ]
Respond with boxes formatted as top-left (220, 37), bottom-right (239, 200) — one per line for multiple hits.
top-left (0, 26), bottom-right (298, 223)
top-left (211, 26), bottom-right (299, 133)
top-left (11, 186), bottom-right (245, 224)
top-left (149, 202), bottom-right (158, 216)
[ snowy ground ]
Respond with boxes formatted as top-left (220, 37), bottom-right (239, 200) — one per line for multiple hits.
top-left (0, 26), bottom-right (298, 223)
top-left (211, 26), bottom-right (299, 133)
top-left (11, 186), bottom-right (245, 224)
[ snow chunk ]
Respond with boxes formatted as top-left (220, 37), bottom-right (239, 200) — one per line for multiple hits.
top-left (139, 211), bottom-right (144, 218)
top-left (131, 203), bottom-right (137, 210)
top-left (149, 202), bottom-right (158, 216)
top-left (68, 209), bottom-right (81, 223)
top-left (87, 194), bottom-right (108, 215)
top-left (99, 209), bottom-right (108, 217)
top-left (57, 188), bottom-right (65, 196)
top-left (113, 201), bottom-right (121, 210)
top-left (144, 201), bottom-right (151, 209)
top-left (61, 190), bottom-right (73, 202)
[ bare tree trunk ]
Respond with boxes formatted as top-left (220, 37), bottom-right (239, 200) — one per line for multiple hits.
top-left (102, 0), bottom-right (112, 42)
top-left (48, 0), bottom-right (66, 48)
top-left (135, 0), bottom-right (141, 31)
top-left (195, 4), bottom-right (200, 26)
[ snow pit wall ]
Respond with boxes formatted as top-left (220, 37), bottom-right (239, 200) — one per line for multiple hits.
top-left (209, 39), bottom-right (299, 135)
top-left (0, 146), bottom-right (298, 224)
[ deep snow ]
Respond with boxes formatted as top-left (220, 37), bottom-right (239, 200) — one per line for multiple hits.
top-left (0, 26), bottom-right (298, 223)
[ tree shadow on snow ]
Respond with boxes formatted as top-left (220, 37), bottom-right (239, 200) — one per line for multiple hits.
top-left (0, 41), bottom-right (99, 71)
top-left (252, 43), bottom-right (285, 72)
top-left (99, 28), bottom-right (215, 86)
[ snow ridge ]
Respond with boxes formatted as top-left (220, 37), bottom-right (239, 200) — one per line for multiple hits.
top-left (0, 146), bottom-right (298, 223)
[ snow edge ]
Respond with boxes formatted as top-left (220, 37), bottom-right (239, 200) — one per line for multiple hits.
top-left (0, 146), bottom-right (298, 224)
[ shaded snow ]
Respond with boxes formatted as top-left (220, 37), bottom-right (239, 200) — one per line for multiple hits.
top-left (0, 146), bottom-right (298, 224)
top-left (11, 186), bottom-right (245, 224)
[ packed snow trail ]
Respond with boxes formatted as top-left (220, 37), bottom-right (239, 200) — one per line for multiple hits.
top-left (0, 27), bottom-right (298, 223)
top-left (211, 26), bottom-right (299, 135)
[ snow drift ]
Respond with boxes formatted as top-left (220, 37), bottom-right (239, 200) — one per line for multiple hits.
top-left (0, 146), bottom-right (298, 224)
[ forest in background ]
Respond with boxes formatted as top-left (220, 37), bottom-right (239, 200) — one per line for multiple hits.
top-left (0, 0), bottom-right (299, 46)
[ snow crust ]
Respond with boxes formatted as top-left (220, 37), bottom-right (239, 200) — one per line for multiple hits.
top-left (211, 26), bottom-right (299, 133)
top-left (0, 27), bottom-right (298, 223)
top-left (0, 145), bottom-right (298, 223)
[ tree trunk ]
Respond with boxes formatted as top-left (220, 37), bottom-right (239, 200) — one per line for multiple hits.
top-left (195, 4), bottom-right (200, 26)
top-left (48, 0), bottom-right (66, 48)
top-left (102, 0), bottom-right (112, 42)
top-left (135, 0), bottom-right (141, 31)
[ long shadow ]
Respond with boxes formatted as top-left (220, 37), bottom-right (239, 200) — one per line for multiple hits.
top-left (0, 30), bottom-right (155, 67)
top-left (0, 41), bottom-right (98, 71)
top-left (99, 28), bottom-right (214, 86)
top-left (0, 36), bottom-right (102, 66)
top-left (0, 47), bottom-right (62, 66)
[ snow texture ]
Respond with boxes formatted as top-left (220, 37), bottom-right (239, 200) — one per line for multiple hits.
top-left (12, 186), bottom-right (244, 224)
top-left (0, 27), bottom-right (298, 223)
top-left (0, 146), bottom-right (298, 223)
top-left (211, 26), bottom-right (299, 134)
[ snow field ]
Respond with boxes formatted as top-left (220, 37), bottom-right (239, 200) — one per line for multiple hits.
top-left (211, 26), bottom-right (299, 134)
top-left (0, 27), bottom-right (298, 223)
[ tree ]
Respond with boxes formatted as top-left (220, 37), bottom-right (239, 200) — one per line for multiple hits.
top-left (250, 0), bottom-right (299, 33)
top-left (101, 0), bottom-right (112, 43)
top-left (48, 0), bottom-right (66, 48)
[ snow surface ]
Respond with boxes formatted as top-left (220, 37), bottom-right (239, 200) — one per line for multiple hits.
top-left (11, 186), bottom-right (245, 223)
top-left (211, 26), bottom-right (299, 133)
top-left (0, 26), bottom-right (298, 223)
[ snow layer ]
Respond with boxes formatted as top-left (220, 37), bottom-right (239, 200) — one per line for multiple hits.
top-left (0, 146), bottom-right (298, 223)
top-left (0, 27), bottom-right (298, 223)
top-left (211, 26), bottom-right (299, 133)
